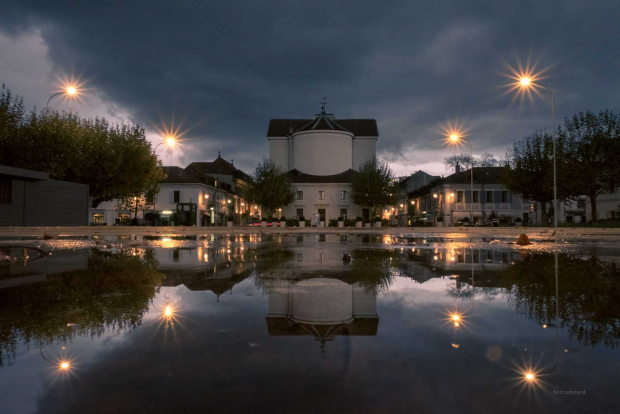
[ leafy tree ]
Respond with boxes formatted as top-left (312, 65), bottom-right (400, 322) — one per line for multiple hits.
top-left (242, 158), bottom-right (295, 217)
top-left (350, 156), bottom-right (398, 216)
top-left (444, 152), bottom-right (499, 171)
top-left (0, 85), bottom-right (165, 208)
top-left (502, 130), bottom-right (574, 225)
top-left (562, 110), bottom-right (620, 223)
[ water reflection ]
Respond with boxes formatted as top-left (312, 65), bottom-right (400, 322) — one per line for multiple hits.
top-left (1, 235), bottom-right (620, 413)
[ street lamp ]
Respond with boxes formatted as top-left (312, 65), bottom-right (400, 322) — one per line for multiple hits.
top-left (154, 136), bottom-right (177, 154)
top-left (444, 132), bottom-right (474, 223)
top-left (46, 85), bottom-right (80, 110)
top-left (517, 77), bottom-right (558, 233)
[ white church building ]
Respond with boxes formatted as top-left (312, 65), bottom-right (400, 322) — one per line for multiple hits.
top-left (268, 106), bottom-right (378, 223)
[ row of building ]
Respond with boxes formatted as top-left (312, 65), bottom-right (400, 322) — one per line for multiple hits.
top-left (1, 105), bottom-right (618, 227)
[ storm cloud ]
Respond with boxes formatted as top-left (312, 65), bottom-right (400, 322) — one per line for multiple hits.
top-left (1, 0), bottom-right (619, 175)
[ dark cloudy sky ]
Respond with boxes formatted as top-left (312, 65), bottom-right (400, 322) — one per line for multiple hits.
top-left (1, 0), bottom-right (618, 176)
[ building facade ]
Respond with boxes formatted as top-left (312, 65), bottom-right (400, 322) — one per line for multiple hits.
top-left (408, 167), bottom-right (535, 226)
top-left (89, 155), bottom-right (251, 226)
top-left (0, 165), bottom-right (89, 226)
top-left (268, 108), bottom-right (378, 223)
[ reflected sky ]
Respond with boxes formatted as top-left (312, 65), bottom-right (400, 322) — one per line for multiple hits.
top-left (0, 235), bottom-right (619, 413)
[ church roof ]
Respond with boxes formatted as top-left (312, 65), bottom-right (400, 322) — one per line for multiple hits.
top-left (267, 118), bottom-right (378, 137)
top-left (162, 155), bottom-right (251, 185)
top-left (288, 168), bottom-right (358, 184)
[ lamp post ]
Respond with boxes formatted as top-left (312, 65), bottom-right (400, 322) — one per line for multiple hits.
top-left (152, 136), bottom-right (177, 225)
top-left (517, 78), bottom-right (557, 233)
top-left (46, 86), bottom-right (78, 110)
top-left (447, 134), bottom-right (474, 224)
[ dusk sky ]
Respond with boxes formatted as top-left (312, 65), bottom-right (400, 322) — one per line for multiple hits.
top-left (1, 0), bottom-right (618, 177)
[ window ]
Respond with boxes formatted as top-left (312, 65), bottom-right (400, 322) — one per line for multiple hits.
top-left (174, 191), bottom-right (180, 203)
top-left (0, 178), bottom-right (12, 205)
top-left (118, 213), bottom-right (130, 224)
top-left (319, 191), bottom-right (325, 200)
top-left (296, 208), bottom-right (304, 218)
top-left (92, 213), bottom-right (104, 224)
top-left (340, 208), bottom-right (348, 219)
top-left (173, 249), bottom-right (180, 262)
top-left (501, 191), bottom-right (509, 203)
top-left (340, 191), bottom-right (347, 200)
top-left (473, 191), bottom-right (479, 203)
top-left (457, 191), bottom-right (464, 203)
top-left (296, 191), bottom-right (304, 200)
top-left (486, 191), bottom-right (493, 203)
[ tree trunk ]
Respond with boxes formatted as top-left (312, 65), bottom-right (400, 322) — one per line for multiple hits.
top-left (589, 193), bottom-right (598, 225)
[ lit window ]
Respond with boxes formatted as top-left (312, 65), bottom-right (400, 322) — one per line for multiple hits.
top-left (319, 191), bottom-right (325, 200)
top-left (92, 213), bottom-right (104, 224)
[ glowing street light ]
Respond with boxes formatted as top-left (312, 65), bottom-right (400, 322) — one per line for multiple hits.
top-left (442, 127), bottom-right (474, 223)
top-left (501, 60), bottom-right (557, 233)
top-left (46, 84), bottom-right (82, 110)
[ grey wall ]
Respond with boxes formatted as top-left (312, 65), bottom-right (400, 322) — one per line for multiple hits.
top-left (0, 177), bottom-right (89, 226)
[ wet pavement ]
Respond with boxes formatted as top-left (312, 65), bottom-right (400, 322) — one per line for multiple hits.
top-left (0, 234), bottom-right (619, 414)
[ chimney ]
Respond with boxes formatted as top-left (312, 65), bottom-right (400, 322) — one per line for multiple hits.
top-left (455, 162), bottom-right (461, 174)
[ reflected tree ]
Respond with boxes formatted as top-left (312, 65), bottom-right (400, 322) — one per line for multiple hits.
top-left (0, 249), bottom-right (164, 365)
top-left (501, 253), bottom-right (620, 348)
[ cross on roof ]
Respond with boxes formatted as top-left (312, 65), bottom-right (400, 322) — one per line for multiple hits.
top-left (320, 97), bottom-right (328, 114)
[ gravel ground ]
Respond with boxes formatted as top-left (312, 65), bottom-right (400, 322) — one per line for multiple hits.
top-left (0, 225), bottom-right (619, 242)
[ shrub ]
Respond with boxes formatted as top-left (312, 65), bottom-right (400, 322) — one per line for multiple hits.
top-left (356, 216), bottom-right (362, 222)
top-left (437, 216), bottom-right (444, 222)
top-left (329, 219), bottom-right (338, 227)
top-left (227, 215), bottom-right (234, 222)
top-left (381, 218), bottom-right (389, 226)
top-left (515, 217), bottom-right (523, 223)
top-left (286, 218), bottom-right (299, 227)
top-left (279, 216), bottom-right (286, 221)
top-left (261, 217), bottom-right (267, 222)
top-left (344, 219), bottom-right (357, 227)
top-left (462, 217), bottom-right (470, 223)
top-left (338, 216), bottom-right (344, 221)
top-left (374, 216), bottom-right (381, 222)
top-left (305, 219), bottom-right (311, 227)
top-left (299, 216), bottom-right (305, 221)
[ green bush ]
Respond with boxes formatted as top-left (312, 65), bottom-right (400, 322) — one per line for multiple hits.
top-left (261, 217), bottom-right (267, 222)
top-left (374, 216), bottom-right (381, 222)
top-left (299, 216), bottom-right (305, 221)
top-left (305, 219), bottom-right (311, 227)
top-left (279, 216), bottom-right (286, 221)
top-left (286, 218), bottom-right (299, 227)
top-left (338, 216), bottom-right (344, 221)
top-left (356, 216), bottom-right (362, 222)
top-left (344, 219), bottom-right (357, 227)
top-left (381, 218), bottom-right (389, 226)
top-left (329, 219), bottom-right (338, 227)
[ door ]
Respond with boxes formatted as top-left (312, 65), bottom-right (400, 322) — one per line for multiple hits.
top-left (362, 208), bottom-right (370, 222)
top-left (318, 209), bottom-right (326, 223)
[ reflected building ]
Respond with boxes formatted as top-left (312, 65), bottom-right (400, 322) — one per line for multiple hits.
top-left (265, 278), bottom-right (379, 352)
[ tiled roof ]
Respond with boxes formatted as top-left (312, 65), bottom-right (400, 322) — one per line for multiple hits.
top-left (443, 167), bottom-right (507, 185)
top-left (295, 113), bottom-right (350, 133)
top-left (288, 168), bottom-right (358, 184)
top-left (160, 166), bottom-right (203, 184)
top-left (267, 118), bottom-right (378, 137)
